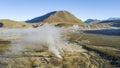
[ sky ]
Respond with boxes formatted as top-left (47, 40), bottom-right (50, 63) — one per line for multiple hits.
top-left (0, 0), bottom-right (120, 21)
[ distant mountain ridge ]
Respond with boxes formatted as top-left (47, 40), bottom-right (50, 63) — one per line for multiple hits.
top-left (85, 19), bottom-right (100, 24)
top-left (107, 17), bottom-right (120, 21)
top-left (26, 10), bottom-right (84, 26)
top-left (84, 17), bottom-right (120, 28)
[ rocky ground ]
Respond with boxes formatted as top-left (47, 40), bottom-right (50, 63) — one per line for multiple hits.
top-left (0, 43), bottom-right (109, 68)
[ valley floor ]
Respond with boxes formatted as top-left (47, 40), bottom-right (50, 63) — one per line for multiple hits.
top-left (0, 29), bottom-right (120, 68)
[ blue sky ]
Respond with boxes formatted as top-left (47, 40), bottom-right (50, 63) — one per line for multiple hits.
top-left (0, 0), bottom-right (120, 21)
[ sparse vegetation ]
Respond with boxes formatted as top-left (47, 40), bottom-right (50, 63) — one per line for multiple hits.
top-left (0, 19), bottom-right (32, 28)
top-left (67, 32), bottom-right (120, 67)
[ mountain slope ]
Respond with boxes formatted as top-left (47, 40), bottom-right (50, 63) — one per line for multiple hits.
top-left (26, 10), bottom-right (84, 26)
top-left (26, 11), bottom-right (56, 23)
top-left (98, 19), bottom-right (120, 27)
top-left (87, 18), bottom-right (120, 28)
top-left (0, 19), bottom-right (32, 28)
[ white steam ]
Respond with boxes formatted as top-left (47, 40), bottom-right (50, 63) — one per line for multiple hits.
top-left (0, 24), bottom-right (80, 58)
